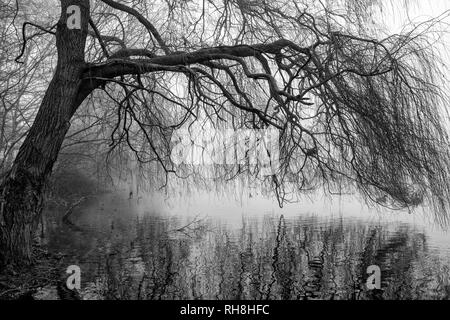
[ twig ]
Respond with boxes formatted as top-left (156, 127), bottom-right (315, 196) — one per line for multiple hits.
top-left (15, 22), bottom-right (56, 63)
top-left (168, 213), bottom-right (205, 233)
top-left (62, 196), bottom-right (87, 225)
top-left (89, 18), bottom-right (110, 59)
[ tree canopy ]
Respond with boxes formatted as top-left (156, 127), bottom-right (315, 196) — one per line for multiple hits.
top-left (2, 0), bottom-right (450, 224)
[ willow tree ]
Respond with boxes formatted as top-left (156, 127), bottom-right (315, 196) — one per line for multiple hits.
top-left (1, 0), bottom-right (450, 267)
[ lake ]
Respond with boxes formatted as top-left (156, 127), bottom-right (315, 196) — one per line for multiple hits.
top-left (41, 191), bottom-right (450, 300)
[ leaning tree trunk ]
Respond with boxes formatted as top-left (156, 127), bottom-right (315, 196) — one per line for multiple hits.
top-left (0, 0), bottom-right (90, 267)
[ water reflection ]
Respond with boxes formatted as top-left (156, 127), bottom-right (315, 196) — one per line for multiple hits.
top-left (42, 194), bottom-right (450, 300)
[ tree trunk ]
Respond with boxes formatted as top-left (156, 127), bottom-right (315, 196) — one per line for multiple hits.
top-left (0, 0), bottom-right (90, 267)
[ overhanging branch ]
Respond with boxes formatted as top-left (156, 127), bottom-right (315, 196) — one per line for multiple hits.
top-left (82, 39), bottom-right (310, 80)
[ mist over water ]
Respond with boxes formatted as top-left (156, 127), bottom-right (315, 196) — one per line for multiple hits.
top-left (41, 189), bottom-right (450, 300)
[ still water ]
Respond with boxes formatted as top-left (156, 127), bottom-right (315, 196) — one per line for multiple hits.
top-left (42, 191), bottom-right (450, 300)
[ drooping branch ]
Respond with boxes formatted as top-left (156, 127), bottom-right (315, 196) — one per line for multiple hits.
top-left (88, 18), bottom-right (110, 58)
top-left (100, 0), bottom-right (171, 55)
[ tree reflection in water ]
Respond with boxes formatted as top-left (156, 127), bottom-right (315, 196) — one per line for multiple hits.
top-left (43, 199), bottom-right (450, 300)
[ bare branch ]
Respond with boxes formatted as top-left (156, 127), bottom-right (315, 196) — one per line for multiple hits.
top-left (100, 0), bottom-right (171, 55)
